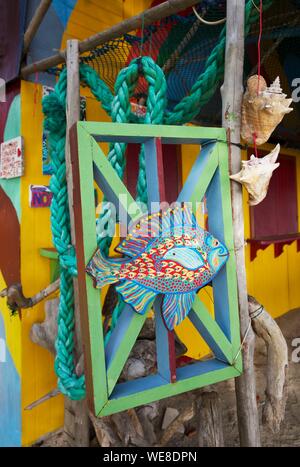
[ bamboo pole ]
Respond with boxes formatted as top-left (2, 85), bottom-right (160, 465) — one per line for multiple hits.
top-left (21, 0), bottom-right (201, 77)
top-left (23, 0), bottom-right (52, 54)
top-left (221, 0), bottom-right (261, 447)
top-left (63, 39), bottom-right (90, 447)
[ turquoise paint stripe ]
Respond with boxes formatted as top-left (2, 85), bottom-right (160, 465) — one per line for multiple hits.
top-left (0, 94), bottom-right (21, 221)
top-left (0, 313), bottom-right (21, 447)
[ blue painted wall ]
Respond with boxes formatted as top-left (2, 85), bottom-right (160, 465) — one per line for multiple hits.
top-left (0, 314), bottom-right (21, 447)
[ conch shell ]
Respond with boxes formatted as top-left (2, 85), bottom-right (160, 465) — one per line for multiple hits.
top-left (241, 76), bottom-right (293, 145)
top-left (230, 144), bottom-right (280, 206)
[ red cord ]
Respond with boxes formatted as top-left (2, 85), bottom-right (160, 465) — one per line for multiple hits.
top-left (257, 0), bottom-right (263, 95)
top-left (33, 66), bottom-right (39, 118)
top-left (253, 0), bottom-right (263, 156)
top-left (253, 132), bottom-right (258, 158)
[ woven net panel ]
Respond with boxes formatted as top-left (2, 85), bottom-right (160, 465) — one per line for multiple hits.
top-left (48, 1), bottom-right (300, 142)
top-left (79, 2), bottom-right (227, 104)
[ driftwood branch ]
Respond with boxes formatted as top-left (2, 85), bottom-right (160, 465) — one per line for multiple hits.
top-left (30, 298), bottom-right (59, 354)
top-left (0, 279), bottom-right (60, 313)
top-left (25, 388), bottom-right (61, 410)
top-left (30, 278), bottom-right (60, 305)
top-left (197, 391), bottom-right (224, 447)
top-left (21, 0), bottom-right (201, 77)
top-left (23, 0), bottom-right (52, 54)
top-left (89, 408), bottom-right (147, 447)
top-left (157, 404), bottom-right (194, 447)
top-left (249, 296), bottom-right (288, 433)
top-left (89, 412), bottom-right (122, 447)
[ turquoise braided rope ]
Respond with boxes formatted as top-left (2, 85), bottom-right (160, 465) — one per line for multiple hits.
top-left (136, 56), bottom-right (167, 203)
top-left (97, 60), bottom-right (140, 257)
top-left (43, 57), bottom-right (167, 399)
top-left (42, 0), bottom-right (273, 400)
top-left (43, 66), bottom-right (114, 399)
top-left (102, 56), bottom-right (167, 343)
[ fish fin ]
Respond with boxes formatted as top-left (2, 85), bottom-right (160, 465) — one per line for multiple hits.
top-left (116, 281), bottom-right (157, 315)
top-left (116, 205), bottom-right (198, 258)
top-left (115, 212), bottom-right (161, 258)
top-left (86, 249), bottom-right (121, 288)
top-left (115, 235), bottom-right (153, 258)
top-left (161, 204), bottom-right (198, 234)
top-left (162, 291), bottom-right (196, 331)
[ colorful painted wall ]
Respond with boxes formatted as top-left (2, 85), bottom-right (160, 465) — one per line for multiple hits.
top-left (0, 84), bottom-right (22, 447)
top-left (0, 0), bottom-right (152, 447)
top-left (245, 145), bottom-right (300, 317)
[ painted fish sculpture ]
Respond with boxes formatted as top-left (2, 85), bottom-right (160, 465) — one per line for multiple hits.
top-left (86, 205), bottom-right (229, 330)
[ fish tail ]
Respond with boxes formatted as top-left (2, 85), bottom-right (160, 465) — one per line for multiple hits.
top-left (86, 249), bottom-right (121, 288)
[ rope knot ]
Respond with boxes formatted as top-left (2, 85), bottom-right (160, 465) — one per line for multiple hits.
top-left (59, 246), bottom-right (78, 277)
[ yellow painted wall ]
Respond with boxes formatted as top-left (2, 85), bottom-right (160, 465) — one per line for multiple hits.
top-left (60, 0), bottom-right (151, 48)
top-left (20, 81), bottom-right (64, 446)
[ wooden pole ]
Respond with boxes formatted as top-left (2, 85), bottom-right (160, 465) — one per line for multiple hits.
top-left (221, 0), bottom-right (261, 447)
top-left (249, 296), bottom-right (288, 434)
top-left (64, 39), bottom-right (90, 447)
top-left (21, 0), bottom-right (201, 77)
top-left (197, 391), bottom-right (224, 447)
top-left (23, 0), bottom-right (52, 54)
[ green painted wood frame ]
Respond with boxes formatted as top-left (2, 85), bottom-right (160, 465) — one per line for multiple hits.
top-left (70, 122), bottom-right (242, 416)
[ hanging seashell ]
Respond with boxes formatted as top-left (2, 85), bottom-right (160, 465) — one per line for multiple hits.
top-left (241, 76), bottom-right (293, 146)
top-left (230, 144), bottom-right (280, 206)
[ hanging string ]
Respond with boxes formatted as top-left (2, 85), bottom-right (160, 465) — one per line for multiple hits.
top-left (251, 0), bottom-right (260, 13)
top-left (192, 5), bottom-right (226, 25)
top-left (33, 66), bottom-right (39, 118)
top-left (252, 0), bottom-right (263, 157)
top-left (253, 131), bottom-right (258, 157)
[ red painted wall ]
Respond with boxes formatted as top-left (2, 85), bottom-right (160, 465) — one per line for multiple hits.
top-left (250, 151), bottom-right (298, 238)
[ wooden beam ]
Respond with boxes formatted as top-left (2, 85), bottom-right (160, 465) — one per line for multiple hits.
top-left (21, 0), bottom-right (201, 77)
top-left (197, 391), bottom-right (224, 447)
top-left (221, 1), bottom-right (261, 447)
top-left (64, 39), bottom-right (90, 447)
top-left (23, 0), bottom-right (52, 54)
